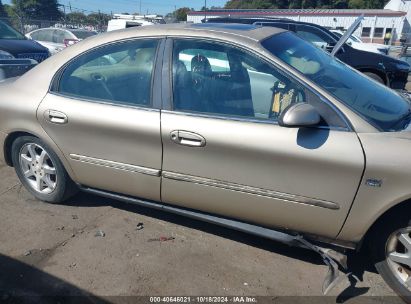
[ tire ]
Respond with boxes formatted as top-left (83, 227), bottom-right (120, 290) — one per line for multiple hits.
top-left (364, 72), bottom-right (385, 84)
top-left (11, 136), bottom-right (77, 203)
top-left (370, 211), bottom-right (411, 303)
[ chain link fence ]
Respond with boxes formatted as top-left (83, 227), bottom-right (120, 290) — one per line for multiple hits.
top-left (0, 16), bottom-right (107, 34)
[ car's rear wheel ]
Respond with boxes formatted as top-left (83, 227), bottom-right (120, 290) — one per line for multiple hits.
top-left (370, 212), bottom-right (411, 303)
top-left (11, 136), bottom-right (77, 203)
top-left (364, 72), bottom-right (385, 84)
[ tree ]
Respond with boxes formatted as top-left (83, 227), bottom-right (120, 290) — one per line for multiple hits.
top-left (174, 7), bottom-right (191, 22)
top-left (11, 0), bottom-right (62, 20)
top-left (66, 11), bottom-right (87, 24)
top-left (348, 0), bottom-right (365, 8)
top-left (0, 0), bottom-right (7, 18)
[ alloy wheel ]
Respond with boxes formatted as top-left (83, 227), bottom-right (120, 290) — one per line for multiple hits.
top-left (386, 227), bottom-right (411, 290)
top-left (19, 143), bottom-right (57, 194)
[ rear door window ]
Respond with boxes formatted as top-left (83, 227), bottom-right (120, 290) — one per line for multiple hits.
top-left (56, 39), bottom-right (159, 107)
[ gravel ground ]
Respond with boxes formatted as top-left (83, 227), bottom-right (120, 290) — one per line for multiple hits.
top-left (0, 160), bottom-right (405, 304)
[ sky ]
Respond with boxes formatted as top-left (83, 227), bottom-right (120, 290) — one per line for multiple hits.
top-left (3, 0), bottom-right (228, 15)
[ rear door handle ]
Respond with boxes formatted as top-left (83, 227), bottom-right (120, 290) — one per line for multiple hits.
top-left (170, 131), bottom-right (206, 147)
top-left (45, 110), bottom-right (68, 124)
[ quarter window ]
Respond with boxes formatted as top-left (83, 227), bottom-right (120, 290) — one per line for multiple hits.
top-left (57, 39), bottom-right (158, 107)
top-left (172, 39), bottom-right (345, 128)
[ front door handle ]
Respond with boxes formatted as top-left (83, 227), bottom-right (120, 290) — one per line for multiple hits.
top-left (170, 131), bottom-right (206, 147)
top-left (45, 110), bottom-right (68, 124)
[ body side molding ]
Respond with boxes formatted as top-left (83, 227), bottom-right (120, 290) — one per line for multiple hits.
top-left (162, 171), bottom-right (340, 210)
top-left (70, 154), bottom-right (161, 177)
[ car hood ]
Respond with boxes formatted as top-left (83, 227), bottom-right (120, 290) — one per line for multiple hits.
top-left (0, 39), bottom-right (48, 54)
top-left (351, 47), bottom-right (410, 71)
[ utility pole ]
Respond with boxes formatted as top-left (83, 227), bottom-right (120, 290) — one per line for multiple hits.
top-left (204, 0), bottom-right (207, 21)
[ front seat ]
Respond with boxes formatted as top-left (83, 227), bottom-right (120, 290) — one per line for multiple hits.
top-left (173, 60), bottom-right (197, 111)
top-left (191, 55), bottom-right (213, 112)
top-left (224, 54), bottom-right (254, 117)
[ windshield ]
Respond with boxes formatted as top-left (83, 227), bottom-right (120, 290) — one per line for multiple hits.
top-left (71, 31), bottom-right (97, 40)
top-left (0, 21), bottom-right (26, 40)
top-left (262, 32), bottom-right (411, 131)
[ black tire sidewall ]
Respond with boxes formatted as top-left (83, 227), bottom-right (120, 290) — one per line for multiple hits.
top-left (11, 136), bottom-right (74, 203)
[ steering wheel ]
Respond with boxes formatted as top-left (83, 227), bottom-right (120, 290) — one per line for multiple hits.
top-left (90, 73), bottom-right (114, 101)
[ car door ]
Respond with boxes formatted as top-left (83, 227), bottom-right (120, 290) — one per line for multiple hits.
top-left (37, 38), bottom-right (164, 201)
top-left (160, 38), bottom-right (365, 238)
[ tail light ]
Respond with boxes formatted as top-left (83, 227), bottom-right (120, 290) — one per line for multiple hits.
top-left (63, 39), bottom-right (79, 47)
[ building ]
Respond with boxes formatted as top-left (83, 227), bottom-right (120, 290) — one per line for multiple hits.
top-left (187, 0), bottom-right (411, 44)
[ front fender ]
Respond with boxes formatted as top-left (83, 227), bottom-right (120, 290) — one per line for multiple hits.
top-left (338, 132), bottom-right (411, 242)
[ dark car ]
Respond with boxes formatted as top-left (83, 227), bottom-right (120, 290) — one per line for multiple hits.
top-left (206, 17), bottom-right (410, 90)
top-left (0, 20), bottom-right (49, 63)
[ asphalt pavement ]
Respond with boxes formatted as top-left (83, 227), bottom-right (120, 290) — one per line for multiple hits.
top-left (0, 160), bottom-right (404, 304)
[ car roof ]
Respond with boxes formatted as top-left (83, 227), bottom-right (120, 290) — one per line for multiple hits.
top-left (69, 29), bottom-right (97, 33)
top-left (100, 23), bottom-right (286, 43)
top-left (207, 17), bottom-right (329, 29)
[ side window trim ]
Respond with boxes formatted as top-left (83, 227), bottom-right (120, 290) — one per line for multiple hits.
top-left (165, 37), bottom-right (351, 132)
top-left (49, 37), bottom-right (165, 110)
top-left (162, 38), bottom-right (173, 111)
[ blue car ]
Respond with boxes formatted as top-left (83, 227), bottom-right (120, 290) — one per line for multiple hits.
top-left (0, 20), bottom-right (49, 63)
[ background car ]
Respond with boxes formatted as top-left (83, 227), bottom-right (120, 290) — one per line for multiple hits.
top-left (26, 28), bottom-right (97, 54)
top-left (206, 17), bottom-right (410, 89)
top-left (0, 20), bottom-right (49, 63)
top-left (330, 29), bottom-right (390, 55)
top-left (107, 13), bottom-right (165, 32)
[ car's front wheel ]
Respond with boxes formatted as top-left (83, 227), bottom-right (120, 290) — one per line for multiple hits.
top-left (370, 211), bottom-right (411, 303)
top-left (11, 136), bottom-right (77, 203)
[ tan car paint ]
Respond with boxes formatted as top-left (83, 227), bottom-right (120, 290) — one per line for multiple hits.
top-left (0, 80), bottom-right (77, 179)
top-left (161, 112), bottom-right (364, 238)
top-left (338, 131), bottom-right (411, 242)
top-left (0, 24), bottom-right (408, 245)
top-left (0, 131), bottom-right (6, 166)
top-left (37, 94), bottom-right (162, 201)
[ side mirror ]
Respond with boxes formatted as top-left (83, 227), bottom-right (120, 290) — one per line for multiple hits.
top-left (278, 103), bottom-right (321, 128)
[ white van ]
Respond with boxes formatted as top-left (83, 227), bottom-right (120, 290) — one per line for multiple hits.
top-left (107, 14), bottom-right (165, 32)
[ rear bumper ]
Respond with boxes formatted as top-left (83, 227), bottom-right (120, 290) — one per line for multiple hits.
top-left (0, 131), bottom-right (7, 166)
